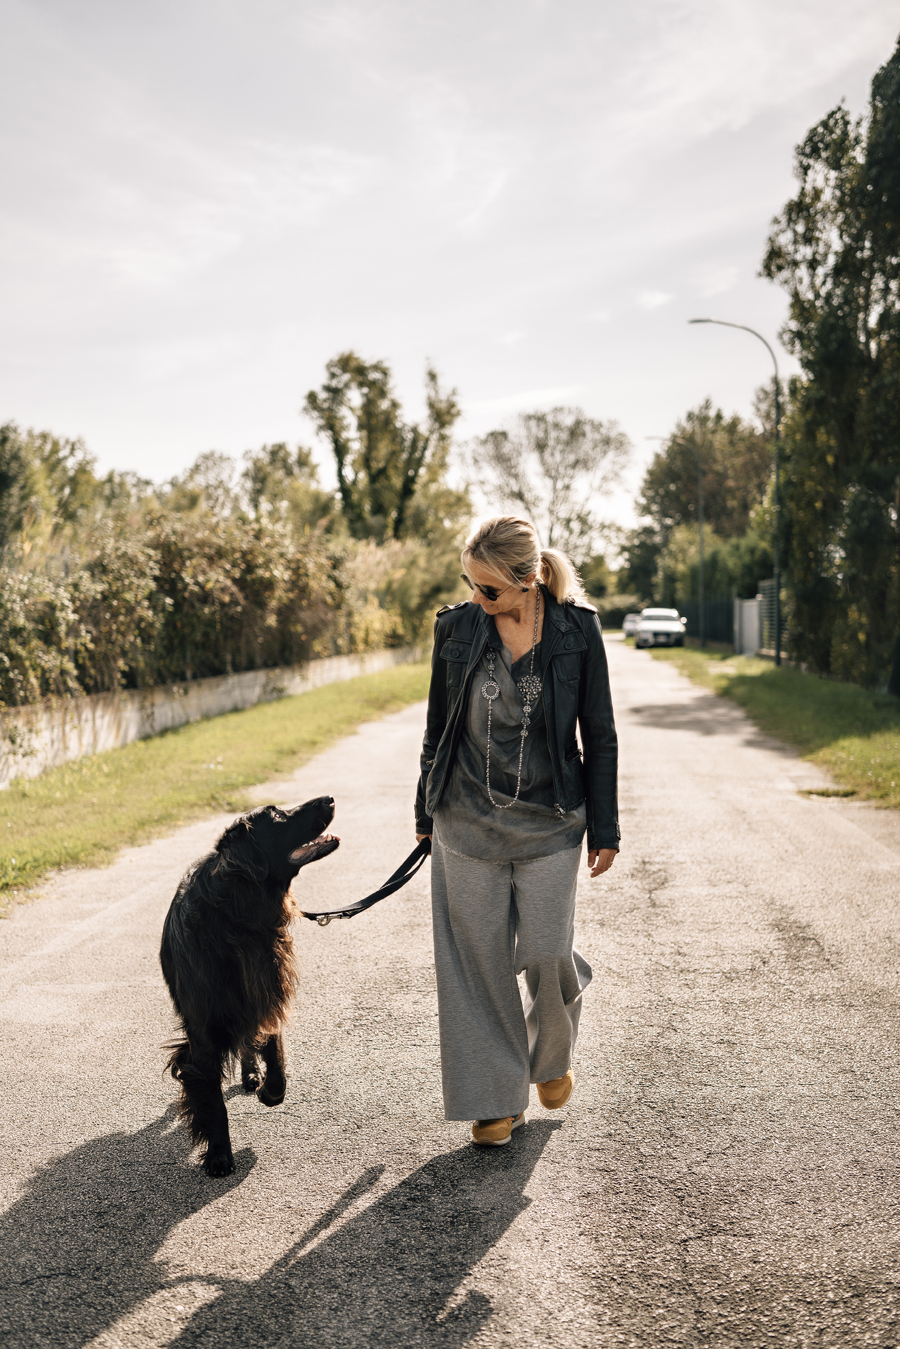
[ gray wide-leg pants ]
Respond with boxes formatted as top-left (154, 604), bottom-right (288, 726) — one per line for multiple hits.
top-left (430, 839), bottom-right (592, 1121)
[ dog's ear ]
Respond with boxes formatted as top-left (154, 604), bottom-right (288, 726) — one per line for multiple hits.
top-left (215, 818), bottom-right (269, 883)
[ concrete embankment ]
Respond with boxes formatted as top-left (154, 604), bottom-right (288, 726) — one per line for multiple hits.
top-left (0, 646), bottom-right (418, 787)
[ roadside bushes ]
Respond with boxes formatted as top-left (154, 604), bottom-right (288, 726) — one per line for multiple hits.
top-left (73, 524), bottom-right (161, 692)
top-left (146, 512), bottom-right (331, 683)
top-left (0, 353), bottom-right (472, 707)
top-left (0, 515), bottom-right (445, 706)
top-left (0, 568), bottom-right (85, 704)
top-left (0, 453), bottom-right (465, 708)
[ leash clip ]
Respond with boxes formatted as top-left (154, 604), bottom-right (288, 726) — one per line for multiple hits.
top-left (316, 914), bottom-right (333, 927)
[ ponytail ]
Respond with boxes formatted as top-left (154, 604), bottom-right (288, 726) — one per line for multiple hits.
top-left (539, 548), bottom-right (588, 603)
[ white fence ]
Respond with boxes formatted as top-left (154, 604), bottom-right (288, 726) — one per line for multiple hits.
top-left (0, 647), bottom-right (420, 789)
top-left (733, 598), bottom-right (761, 655)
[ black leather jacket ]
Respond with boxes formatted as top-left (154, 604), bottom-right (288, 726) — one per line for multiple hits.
top-left (415, 588), bottom-right (620, 852)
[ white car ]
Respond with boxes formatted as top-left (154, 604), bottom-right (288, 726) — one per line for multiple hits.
top-left (635, 607), bottom-right (687, 649)
top-left (622, 613), bottom-right (641, 637)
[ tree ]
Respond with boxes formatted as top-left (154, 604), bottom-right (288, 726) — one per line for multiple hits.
top-left (469, 407), bottom-right (630, 564)
top-left (617, 525), bottom-right (662, 603)
top-left (638, 399), bottom-right (773, 540)
top-left (0, 424), bottom-right (35, 551)
top-left (762, 37), bottom-right (900, 689)
top-left (305, 353), bottom-right (461, 543)
top-left (0, 422), bottom-right (97, 549)
top-left (240, 442), bottom-right (334, 530)
top-left (655, 525), bottom-right (773, 606)
top-left (165, 450), bottom-right (239, 517)
top-left (622, 398), bottom-right (774, 606)
top-left (97, 470), bottom-right (155, 511)
top-left (579, 553), bottom-right (613, 597)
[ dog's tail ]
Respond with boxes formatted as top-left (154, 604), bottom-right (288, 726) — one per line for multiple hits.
top-left (164, 1038), bottom-right (202, 1144)
top-left (164, 1035), bottom-right (238, 1083)
top-left (163, 1036), bottom-right (191, 1082)
top-left (163, 1036), bottom-right (231, 1148)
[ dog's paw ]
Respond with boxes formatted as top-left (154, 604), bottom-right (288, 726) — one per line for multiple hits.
top-left (204, 1148), bottom-right (236, 1178)
top-left (257, 1081), bottom-right (286, 1108)
top-left (242, 1072), bottom-right (261, 1094)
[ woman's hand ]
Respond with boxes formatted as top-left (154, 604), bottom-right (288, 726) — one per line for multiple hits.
top-left (587, 848), bottom-right (616, 878)
top-left (416, 834), bottom-right (432, 844)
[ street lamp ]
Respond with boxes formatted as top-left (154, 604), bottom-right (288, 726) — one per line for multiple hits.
top-left (647, 435), bottom-right (705, 647)
top-left (688, 317), bottom-right (782, 665)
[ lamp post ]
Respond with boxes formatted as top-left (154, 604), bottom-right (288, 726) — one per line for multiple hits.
top-left (647, 435), bottom-right (705, 647)
top-left (688, 317), bottom-right (782, 666)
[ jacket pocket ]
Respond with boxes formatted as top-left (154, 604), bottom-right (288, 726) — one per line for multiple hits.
top-left (440, 638), bottom-right (472, 662)
top-left (551, 630), bottom-right (587, 682)
top-left (562, 756), bottom-right (586, 802)
top-left (441, 637), bottom-right (471, 703)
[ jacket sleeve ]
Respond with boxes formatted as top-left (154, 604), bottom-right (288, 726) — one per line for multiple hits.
top-left (414, 614), bottom-right (449, 834)
top-left (579, 613), bottom-right (620, 852)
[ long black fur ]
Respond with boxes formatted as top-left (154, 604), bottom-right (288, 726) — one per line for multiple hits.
top-left (160, 797), bottom-right (339, 1176)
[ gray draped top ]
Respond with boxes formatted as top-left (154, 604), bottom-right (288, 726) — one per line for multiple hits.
top-left (432, 620), bottom-right (586, 862)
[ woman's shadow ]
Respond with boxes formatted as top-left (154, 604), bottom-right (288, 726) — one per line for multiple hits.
top-left (0, 1105), bottom-right (253, 1348)
top-left (169, 1118), bottom-right (562, 1349)
top-left (0, 1106), bottom-right (558, 1349)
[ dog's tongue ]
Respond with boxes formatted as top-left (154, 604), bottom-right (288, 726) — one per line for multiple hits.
top-left (290, 833), bottom-right (340, 861)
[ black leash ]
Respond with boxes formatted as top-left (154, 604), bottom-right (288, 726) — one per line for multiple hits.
top-left (299, 837), bottom-right (432, 926)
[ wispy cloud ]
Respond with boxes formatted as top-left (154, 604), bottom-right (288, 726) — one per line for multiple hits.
top-left (696, 265), bottom-right (740, 298)
top-left (637, 291), bottom-right (675, 310)
top-left (464, 386), bottom-right (586, 420)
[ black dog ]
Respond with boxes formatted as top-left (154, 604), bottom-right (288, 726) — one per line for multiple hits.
top-left (160, 797), bottom-right (340, 1176)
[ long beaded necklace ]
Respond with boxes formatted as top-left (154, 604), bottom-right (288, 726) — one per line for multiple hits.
top-left (480, 588), bottom-right (542, 809)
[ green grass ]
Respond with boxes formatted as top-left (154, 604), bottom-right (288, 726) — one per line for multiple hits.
top-left (0, 662), bottom-right (430, 905)
top-left (645, 644), bottom-right (900, 809)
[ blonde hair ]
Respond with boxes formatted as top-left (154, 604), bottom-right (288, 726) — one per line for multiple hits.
top-left (461, 515), bottom-right (587, 604)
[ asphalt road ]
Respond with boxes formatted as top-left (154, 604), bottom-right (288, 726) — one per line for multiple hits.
top-left (2, 635), bottom-right (900, 1349)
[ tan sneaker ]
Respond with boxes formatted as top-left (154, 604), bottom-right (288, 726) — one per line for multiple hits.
top-left (537, 1070), bottom-right (574, 1109)
top-left (471, 1112), bottom-right (527, 1146)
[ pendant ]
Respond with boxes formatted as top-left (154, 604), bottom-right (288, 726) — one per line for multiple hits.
top-left (482, 648), bottom-right (500, 703)
top-left (518, 673), bottom-right (542, 704)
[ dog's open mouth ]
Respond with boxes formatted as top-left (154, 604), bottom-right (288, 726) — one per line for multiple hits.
top-left (289, 833), bottom-right (341, 868)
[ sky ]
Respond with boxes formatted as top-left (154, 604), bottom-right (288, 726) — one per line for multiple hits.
top-left (2, 0), bottom-right (898, 527)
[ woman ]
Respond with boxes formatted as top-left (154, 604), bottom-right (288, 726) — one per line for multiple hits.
top-left (415, 515), bottom-right (619, 1145)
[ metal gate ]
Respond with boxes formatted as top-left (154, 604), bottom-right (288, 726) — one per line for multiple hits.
top-left (758, 578), bottom-right (783, 654)
top-left (681, 595), bottom-right (734, 644)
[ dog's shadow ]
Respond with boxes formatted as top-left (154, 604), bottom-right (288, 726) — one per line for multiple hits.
top-left (0, 1106), bottom-right (255, 1347)
top-left (0, 1109), bottom-right (558, 1348)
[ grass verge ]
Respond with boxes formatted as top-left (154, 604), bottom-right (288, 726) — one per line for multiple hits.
top-left (642, 642), bottom-right (900, 809)
top-left (0, 662), bottom-right (430, 905)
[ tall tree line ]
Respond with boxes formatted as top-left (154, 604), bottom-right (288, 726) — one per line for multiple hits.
top-left (616, 35), bottom-right (900, 691)
top-left (617, 398), bottom-right (775, 609)
top-left (763, 35), bottom-right (900, 691)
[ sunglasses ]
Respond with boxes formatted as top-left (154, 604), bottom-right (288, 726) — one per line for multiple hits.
top-left (460, 573), bottom-right (515, 603)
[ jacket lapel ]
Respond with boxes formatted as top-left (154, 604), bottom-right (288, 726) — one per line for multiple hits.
top-left (539, 588), bottom-right (572, 664)
top-left (463, 607), bottom-right (491, 673)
